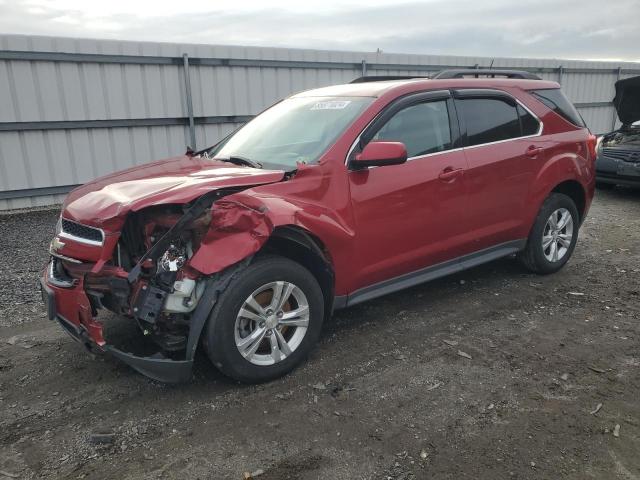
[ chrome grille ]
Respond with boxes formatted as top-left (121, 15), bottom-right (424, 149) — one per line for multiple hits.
top-left (602, 148), bottom-right (640, 163)
top-left (61, 218), bottom-right (104, 244)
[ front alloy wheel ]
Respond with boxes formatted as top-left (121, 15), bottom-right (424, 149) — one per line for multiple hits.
top-left (204, 256), bottom-right (324, 383)
top-left (234, 281), bottom-right (310, 366)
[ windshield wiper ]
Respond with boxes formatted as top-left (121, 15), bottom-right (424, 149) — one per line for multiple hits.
top-left (215, 155), bottom-right (263, 169)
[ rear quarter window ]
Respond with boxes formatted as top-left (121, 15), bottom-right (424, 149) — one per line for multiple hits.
top-left (530, 89), bottom-right (585, 127)
top-left (517, 104), bottom-right (540, 136)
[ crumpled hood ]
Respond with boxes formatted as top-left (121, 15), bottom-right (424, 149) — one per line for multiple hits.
top-left (62, 155), bottom-right (285, 228)
top-left (614, 75), bottom-right (640, 126)
top-left (601, 127), bottom-right (640, 147)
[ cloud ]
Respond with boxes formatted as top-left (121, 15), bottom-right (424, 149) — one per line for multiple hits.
top-left (1, 0), bottom-right (639, 62)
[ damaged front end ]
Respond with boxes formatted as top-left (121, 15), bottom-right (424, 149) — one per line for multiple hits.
top-left (42, 189), bottom-right (273, 382)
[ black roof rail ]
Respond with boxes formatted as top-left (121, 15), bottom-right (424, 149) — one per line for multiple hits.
top-left (349, 75), bottom-right (427, 84)
top-left (432, 69), bottom-right (542, 80)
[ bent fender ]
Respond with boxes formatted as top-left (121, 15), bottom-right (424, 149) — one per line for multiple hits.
top-left (189, 200), bottom-right (274, 274)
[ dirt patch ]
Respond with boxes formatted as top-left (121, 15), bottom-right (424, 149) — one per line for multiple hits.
top-left (0, 188), bottom-right (639, 479)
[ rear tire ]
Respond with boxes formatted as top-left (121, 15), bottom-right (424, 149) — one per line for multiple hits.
top-left (203, 255), bottom-right (324, 383)
top-left (518, 193), bottom-right (579, 274)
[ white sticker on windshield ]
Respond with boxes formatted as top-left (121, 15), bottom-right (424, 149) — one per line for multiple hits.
top-left (311, 100), bottom-right (351, 110)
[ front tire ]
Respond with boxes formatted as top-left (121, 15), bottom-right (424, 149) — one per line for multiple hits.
top-left (518, 193), bottom-right (579, 274)
top-left (203, 256), bottom-right (324, 383)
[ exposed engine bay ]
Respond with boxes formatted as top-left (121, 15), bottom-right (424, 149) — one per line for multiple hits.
top-left (118, 214), bottom-right (202, 352)
top-left (113, 202), bottom-right (211, 353)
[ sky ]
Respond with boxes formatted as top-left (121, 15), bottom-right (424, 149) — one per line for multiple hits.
top-left (0, 0), bottom-right (639, 62)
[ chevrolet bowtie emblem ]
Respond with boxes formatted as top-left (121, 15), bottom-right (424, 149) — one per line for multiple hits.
top-left (50, 237), bottom-right (66, 252)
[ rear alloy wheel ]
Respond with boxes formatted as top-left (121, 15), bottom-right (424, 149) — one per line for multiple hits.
top-left (518, 193), bottom-right (579, 274)
top-left (541, 208), bottom-right (574, 263)
top-left (204, 256), bottom-right (324, 383)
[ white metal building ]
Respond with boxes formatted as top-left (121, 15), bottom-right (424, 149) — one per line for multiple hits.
top-left (1, 34), bottom-right (639, 209)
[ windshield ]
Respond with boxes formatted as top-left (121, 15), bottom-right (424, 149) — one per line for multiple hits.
top-left (207, 96), bottom-right (373, 170)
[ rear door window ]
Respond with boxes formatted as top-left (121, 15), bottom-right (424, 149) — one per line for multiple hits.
top-left (372, 100), bottom-right (452, 157)
top-left (530, 88), bottom-right (585, 127)
top-left (457, 98), bottom-right (521, 146)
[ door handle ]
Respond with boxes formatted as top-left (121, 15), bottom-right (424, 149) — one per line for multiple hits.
top-left (438, 167), bottom-right (464, 181)
top-left (525, 145), bottom-right (543, 158)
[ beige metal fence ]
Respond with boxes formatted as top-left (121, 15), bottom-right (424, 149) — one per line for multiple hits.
top-left (1, 34), bottom-right (639, 209)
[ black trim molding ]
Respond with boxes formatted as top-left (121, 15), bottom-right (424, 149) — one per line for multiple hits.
top-left (335, 239), bottom-right (526, 309)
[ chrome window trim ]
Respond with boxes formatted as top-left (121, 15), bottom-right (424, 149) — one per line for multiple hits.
top-left (516, 98), bottom-right (544, 137)
top-left (404, 147), bottom-right (465, 162)
top-left (461, 130), bottom-right (542, 151)
top-left (345, 89), bottom-right (544, 166)
top-left (59, 218), bottom-right (105, 246)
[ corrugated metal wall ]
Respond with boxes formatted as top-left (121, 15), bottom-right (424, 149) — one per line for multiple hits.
top-left (1, 34), bottom-right (639, 210)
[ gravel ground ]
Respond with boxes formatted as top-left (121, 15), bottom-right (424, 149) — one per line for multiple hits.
top-left (0, 189), bottom-right (639, 480)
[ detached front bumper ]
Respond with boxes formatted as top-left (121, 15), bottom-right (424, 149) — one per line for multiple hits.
top-left (596, 155), bottom-right (640, 186)
top-left (596, 172), bottom-right (640, 186)
top-left (40, 271), bottom-right (193, 383)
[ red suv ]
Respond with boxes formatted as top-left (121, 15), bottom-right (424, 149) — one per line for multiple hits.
top-left (41, 69), bottom-right (596, 383)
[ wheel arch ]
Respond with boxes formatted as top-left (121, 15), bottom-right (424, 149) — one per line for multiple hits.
top-left (528, 148), bottom-right (593, 230)
top-left (258, 225), bottom-right (336, 319)
top-left (550, 180), bottom-right (587, 223)
top-left (521, 172), bottom-right (590, 243)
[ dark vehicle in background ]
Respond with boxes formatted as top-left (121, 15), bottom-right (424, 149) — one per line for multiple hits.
top-left (596, 76), bottom-right (640, 187)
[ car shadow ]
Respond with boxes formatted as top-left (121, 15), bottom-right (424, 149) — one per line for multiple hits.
top-left (323, 255), bottom-right (531, 336)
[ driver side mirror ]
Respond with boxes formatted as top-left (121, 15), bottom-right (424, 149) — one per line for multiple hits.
top-left (351, 141), bottom-right (408, 169)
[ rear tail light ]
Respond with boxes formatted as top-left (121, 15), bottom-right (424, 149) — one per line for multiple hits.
top-left (587, 133), bottom-right (598, 162)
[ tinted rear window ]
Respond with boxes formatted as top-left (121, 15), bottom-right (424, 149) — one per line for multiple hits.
top-left (458, 98), bottom-right (521, 146)
top-left (530, 89), bottom-right (585, 127)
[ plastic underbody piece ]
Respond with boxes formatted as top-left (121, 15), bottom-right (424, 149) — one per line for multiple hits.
top-left (132, 285), bottom-right (167, 323)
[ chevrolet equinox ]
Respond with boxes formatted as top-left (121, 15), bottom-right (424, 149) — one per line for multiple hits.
top-left (41, 69), bottom-right (597, 383)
